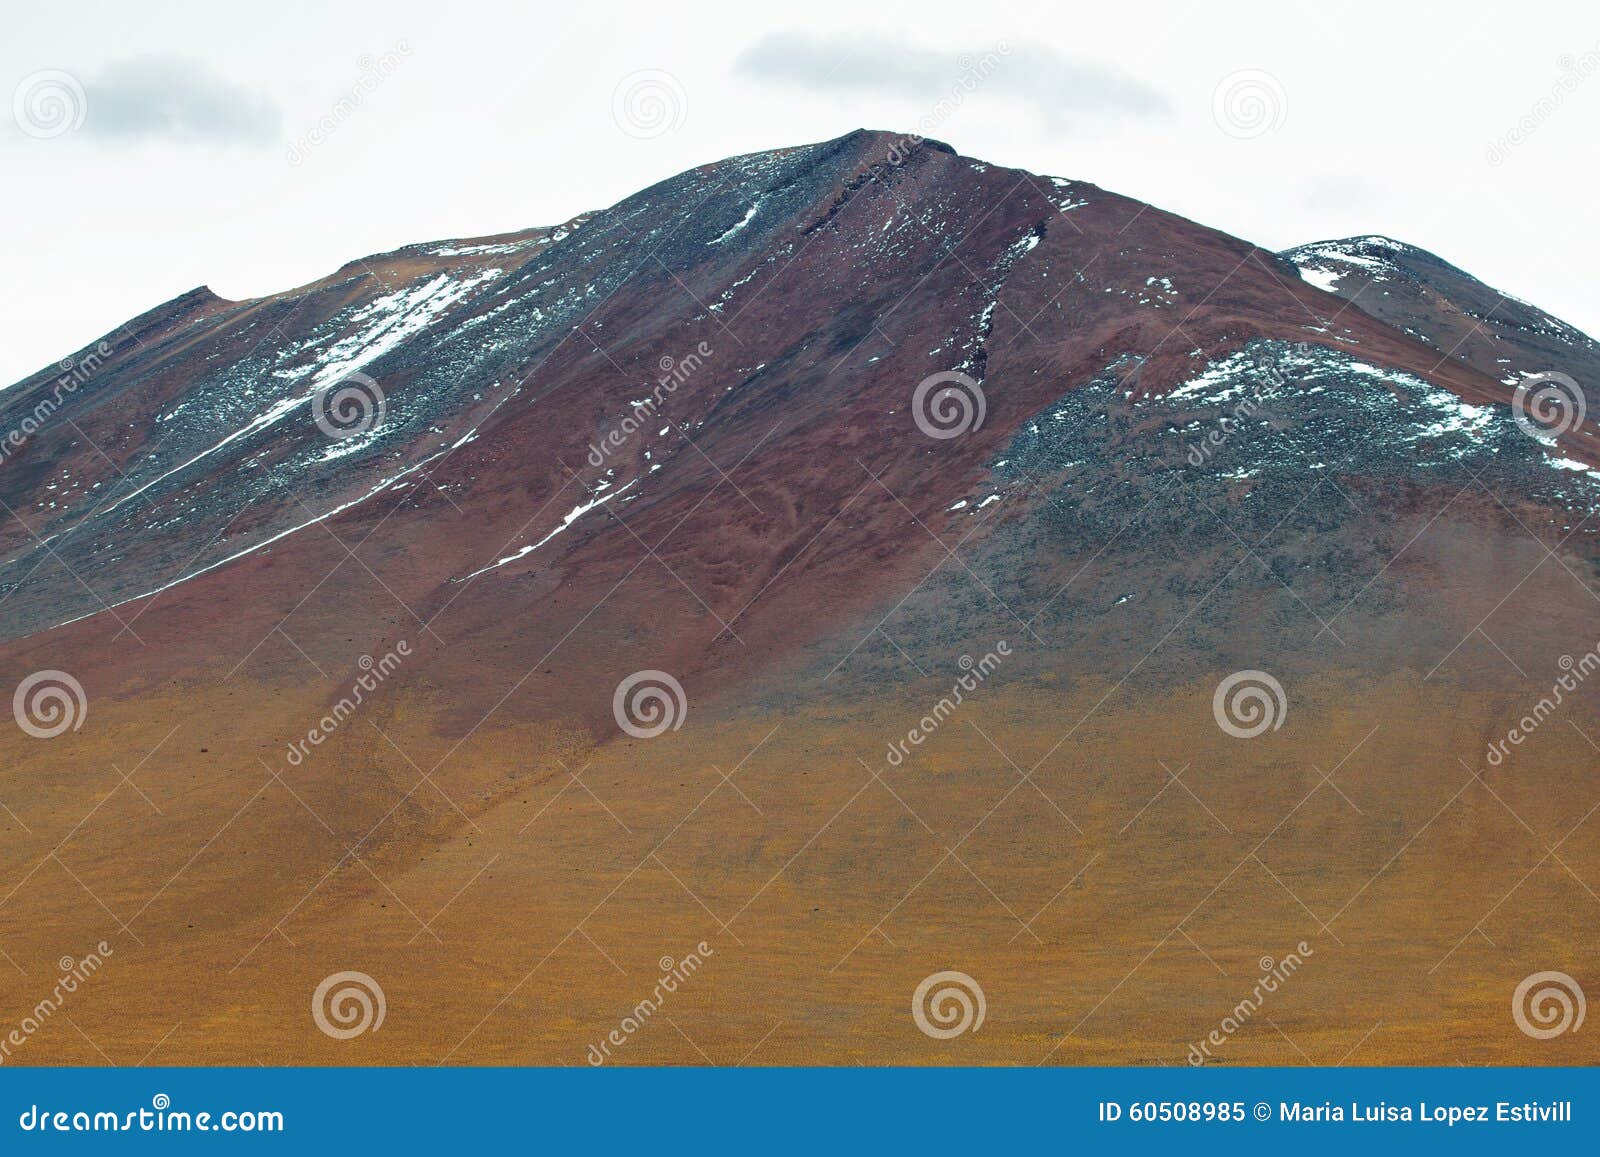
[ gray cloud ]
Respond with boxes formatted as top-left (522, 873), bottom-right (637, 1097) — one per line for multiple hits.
top-left (84, 55), bottom-right (281, 144)
top-left (733, 31), bottom-right (1170, 125)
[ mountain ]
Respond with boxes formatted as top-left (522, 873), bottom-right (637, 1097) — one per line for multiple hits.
top-left (1282, 234), bottom-right (1600, 411)
top-left (1, 130), bottom-right (1595, 1067)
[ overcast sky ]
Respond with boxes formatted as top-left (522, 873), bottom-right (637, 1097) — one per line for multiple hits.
top-left (4, 0), bottom-right (1597, 385)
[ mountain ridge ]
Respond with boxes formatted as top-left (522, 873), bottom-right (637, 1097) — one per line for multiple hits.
top-left (2, 128), bottom-right (1590, 648)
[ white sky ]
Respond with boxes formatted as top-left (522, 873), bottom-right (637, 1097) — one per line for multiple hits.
top-left (3, 0), bottom-right (1597, 385)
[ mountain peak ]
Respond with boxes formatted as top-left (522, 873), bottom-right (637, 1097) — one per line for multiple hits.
top-left (1282, 231), bottom-right (1597, 393)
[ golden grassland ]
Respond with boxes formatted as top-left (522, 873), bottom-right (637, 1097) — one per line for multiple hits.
top-left (1, 669), bottom-right (1594, 1066)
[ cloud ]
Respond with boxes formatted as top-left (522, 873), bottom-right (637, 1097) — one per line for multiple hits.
top-left (733, 31), bottom-right (1170, 125)
top-left (82, 55), bottom-right (281, 144)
